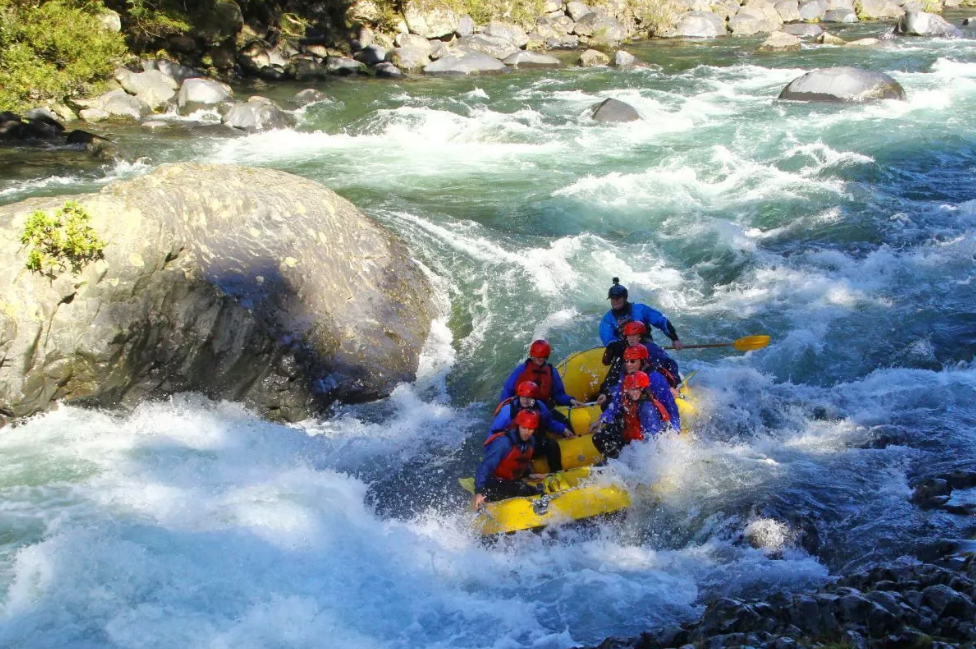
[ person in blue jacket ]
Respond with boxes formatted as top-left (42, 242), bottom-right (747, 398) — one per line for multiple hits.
top-left (499, 339), bottom-right (581, 431)
top-left (599, 278), bottom-right (683, 366)
top-left (490, 381), bottom-right (572, 472)
top-left (592, 371), bottom-right (673, 459)
top-left (592, 344), bottom-right (680, 433)
top-left (472, 410), bottom-right (545, 509)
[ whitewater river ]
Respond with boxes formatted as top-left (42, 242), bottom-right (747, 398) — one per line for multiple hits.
top-left (3, 21), bottom-right (976, 648)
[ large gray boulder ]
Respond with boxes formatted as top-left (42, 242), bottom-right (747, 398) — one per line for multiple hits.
top-left (117, 70), bottom-right (179, 111)
top-left (177, 78), bottom-right (233, 114)
top-left (591, 98), bottom-right (640, 122)
top-left (0, 164), bottom-right (434, 426)
top-left (403, 2), bottom-right (459, 38)
top-left (424, 51), bottom-right (509, 75)
top-left (80, 90), bottom-right (152, 122)
top-left (222, 97), bottom-right (290, 131)
top-left (779, 66), bottom-right (906, 101)
top-left (483, 21), bottom-right (530, 48)
top-left (455, 34), bottom-right (521, 60)
top-left (503, 51), bottom-right (562, 68)
top-left (855, 0), bottom-right (905, 18)
top-left (667, 11), bottom-right (727, 37)
top-left (783, 23), bottom-right (825, 37)
top-left (895, 11), bottom-right (963, 37)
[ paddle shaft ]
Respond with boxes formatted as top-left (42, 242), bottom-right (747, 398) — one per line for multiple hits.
top-left (664, 342), bottom-right (737, 350)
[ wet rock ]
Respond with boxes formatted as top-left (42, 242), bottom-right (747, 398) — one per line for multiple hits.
top-left (222, 97), bottom-right (290, 132)
top-left (759, 31), bottom-right (802, 51)
top-left (896, 11), bottom-right (963, 37)
top-left (292, 89), bottom-right (330, 107)
top-left (783, 23), bottom-right (824, 37)
top-left (84, 89), bottom-right (152, 121)
top-left (177, 78), bottom-right (233, 115)
top-left (353, 45), bottom-right (388, 65)
top-left (591, 98), bottom-right (640, 122)
top-left (613, 51), bottom-right (640, 68)
top-left (0, 164), bottom-right (434, 426)
top-left (424, 51), bottom-right (508, 75)
top-left (144, 59), bottom-right (203, 85)
top-left (117, 69), bottom-right (179, 110)
top-left (779, 66), bottom-right (905, 102)
top-left (0, 114), bottom-right (64, 141)
top-left (667, 12), bottom-right (727, 38)
top-left (503, 51), bottom-right (562, 69)
top-left (325, 56), bottom-right (370, 76)
top-left (393, 46), bottom-right (430, 72)
top-left (817, 31), bottom-right (847, 44)
top-left (374, 62), bottom-right (406, 79)
top-left (455, 34), bottom-right (521, 60)
top-left (912, 477), bottom-right (952, 507)
top-left (579, 48), bottom-right (610, 66)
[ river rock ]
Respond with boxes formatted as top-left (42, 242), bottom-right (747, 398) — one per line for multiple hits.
top-left (0, 164), bottom-right (434, 426)
top-left (817, 31), bottom-right (847, 44)
top-left (393, 46), bottom-right (430, 71)
top-left (775, 0), bottom-right (802, 21)
top-left (613, 50), bottom-right (639, 67)
top-left (457, 14), bottom-right (476, 37)
top-left (374, 62), bottom-right (405, 78)
top-left (857, 0), bottom-right (905, 19)
top-left (222, 97), bottom-right (290, 131)
top-left (824, 8), bottom-right (859, 21)
top-left (117, 70), bottom-right (179, 110)
top-left (579, 49), bottom-right (610, 66)
top-left (424, 51), bottom-right (508, 75)
top-left (503, 51), bottom-right (562, 68)
top-left (143, 59), bottom-right (203, 84)
top-left (325, 56), bottom-right (370, 76)
top-left (83, 89), bottom-right (152, 121)
top-left (353, 45), bottom-right (388, 65)
top-left (779, 66), bottom-right (906, 102)
top-left (667, 11), bottom-right (727, 37)
top-left (574, 14), bottom-right (628, 45)
top-left (896, 11), bottom-right (963, 37)
top-left (403, 2), bottom-right (459, 38)
top-left (293, 89), bottom-right (330, 106)
top-left (455, 34), bottom-right (521, 60)
top-left (783, 23), bottom-right (824, 37)
top-left (591, 98), bottom-right (640, 122)
top-left (799, 0), bottom-right (829, 20)
top-left (760, 31), bottom-right (802, 51)
top-left (177, 78), bottom-right (233, 114)
top-left (484, 21), bottom-right (530, 48)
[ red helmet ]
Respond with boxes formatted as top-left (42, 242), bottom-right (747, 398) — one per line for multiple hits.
top-left (622, 371), bottom-right (650, 391)
top-left (515, 409), bottom-right (541, 429)
top-left (529, 340), bottom-right (551, 358)
top-left (516, 381), bottom-right (539, 398)
top-left (622, 322), bottom-right (647, 337)
top-left (623, 345), bottom-right (650, 360)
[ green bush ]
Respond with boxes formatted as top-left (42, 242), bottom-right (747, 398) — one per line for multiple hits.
top-left (116, 0), bottom-right (190, 47)
top-left (21, 200), bottom-right (105, 274)
top-left (0, 0), bottom-right (127, 112)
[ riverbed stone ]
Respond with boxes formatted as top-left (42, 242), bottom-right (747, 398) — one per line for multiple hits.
top-left (393, 46), bottom-right (430, 71)
top-left (222, 97), bottom-right (290, 131)
top-left (783, 23), bottom-right (825, 36)
top-left (90, 89), bottom-right (152, 120)
top-left (896, 11), bottom-right (963, 37)
top-left (455, 34), bottom-right (520, 60)
top-left (0, 164), bottom-right (434, 426)
top-left (403, 2), bottom-right (459, 38)
top-left (484, 21), bottom-right (530, 48)
top-left (779, 66), bottom-right (905, 101)
top-left (667, 11), bottom-right (727, 37)
top-left (374, 62), bottom-right (406, 78)
top-left (503, 51), bottom-right (562, 68)
top-left (817, 30), bottom-right (847, 43)
top-left (824, 8), bottom-right (859, 21)
top-left (760, 31), bottom-right (803, 50)
top-left (424, 50), bottom-right (508, 75)
top-left (579, 48), bottom-right (611, 66)
top-left (177, 78), bottom-right (234, 114)
top-left (591, 98), bottom-right (640, 122)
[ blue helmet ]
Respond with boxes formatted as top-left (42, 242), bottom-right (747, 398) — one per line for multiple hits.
top-left (607, 277), bottom-right (628, 300)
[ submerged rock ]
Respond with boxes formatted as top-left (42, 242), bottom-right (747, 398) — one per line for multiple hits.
top-left (591, 98), bottom-right (640, 122)
top-left (779, 66), bottom-right (905, 102)
top-left (895, 11), bottom-right (963, 37)
top-left (0, 164), bottom-right (434, 426)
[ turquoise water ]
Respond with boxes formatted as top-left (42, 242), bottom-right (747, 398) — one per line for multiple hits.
top-left (3, 21), bottom-right (976, 648)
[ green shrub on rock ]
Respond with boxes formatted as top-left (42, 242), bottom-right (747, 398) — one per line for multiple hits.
top-left (0, 0), bottom-right (127, 112)
top-left (21, 200), bottom-right (105, 274)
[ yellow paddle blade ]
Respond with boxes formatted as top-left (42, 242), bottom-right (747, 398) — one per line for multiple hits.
top-left (732, 335), bottom-right (771, 352)
top-left (458, 477), bottom-right (475, 494)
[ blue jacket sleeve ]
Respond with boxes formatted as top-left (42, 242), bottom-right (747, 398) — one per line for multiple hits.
top-left (648, 372), bottom-right (680, 431)
top-left (475, 435), bottom-right (512, 491)
top-left (600, 391), bottom-right (623, 425)
top-left (550, 368), bottom-right (573, 406)
top-left (599, 310), bottom-right (618, 345)
top-left (499, 364), bottom-right (525, 403)
top-left (634, 303), bottom-right (677, 341)
top-left (639, 401), bottom-right (666, 437)
top-left (537, 402), bottom-right (566, 435)
top-left (489, 404), bottom-right (513, 437)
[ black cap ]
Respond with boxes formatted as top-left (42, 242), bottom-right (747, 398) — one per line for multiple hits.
top-left (607, 277), bottom-right (628, 299)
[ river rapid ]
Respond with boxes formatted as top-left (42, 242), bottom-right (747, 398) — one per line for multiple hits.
top-left (3, 21), bottom-right (976, 649)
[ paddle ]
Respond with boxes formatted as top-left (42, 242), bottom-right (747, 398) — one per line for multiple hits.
top-left (665, 335), bottom-right (770, 352)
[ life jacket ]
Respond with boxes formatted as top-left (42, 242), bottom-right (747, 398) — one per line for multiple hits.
top-left (514, 360), bottom-right (555, 403)
top-left (644, 360), bottom-right (678, 389)
top-left (484, 430), bottom-right (534, 481)
top-left (619, 394), bottom-right (670, 442)
top-left (612, 303), bottom-right (635, 339)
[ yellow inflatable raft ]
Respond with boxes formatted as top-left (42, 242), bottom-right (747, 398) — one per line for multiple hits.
top-left (460, 466), bottom-right (630, 535)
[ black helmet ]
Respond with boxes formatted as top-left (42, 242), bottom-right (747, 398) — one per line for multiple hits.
top-left (607, 277), bottom-right (628, 300)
